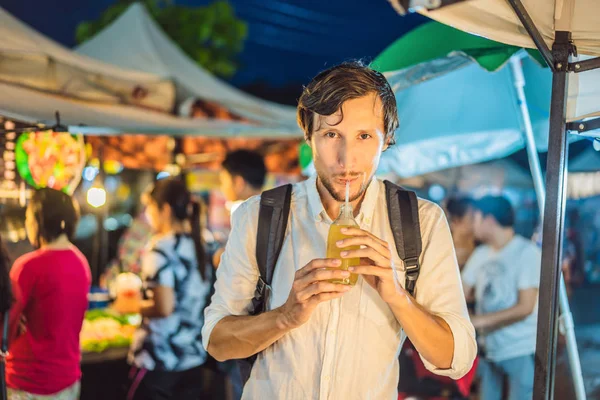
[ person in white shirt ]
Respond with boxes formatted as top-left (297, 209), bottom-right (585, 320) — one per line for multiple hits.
top-left (462, 195), bottom-right (541, 400)
top-left (203, 61), bottom-right (476, 400)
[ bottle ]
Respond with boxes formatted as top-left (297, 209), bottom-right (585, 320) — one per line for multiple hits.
top-left (326, 201), bottom-right (360, 285)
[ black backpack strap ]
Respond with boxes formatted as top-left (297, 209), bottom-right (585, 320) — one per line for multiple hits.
top-left (238, 184), bottom-right (292, 385)
top-left (384, 180), bottom-right (422, 297)
top-left (252, 184), bottom-right (293, 315)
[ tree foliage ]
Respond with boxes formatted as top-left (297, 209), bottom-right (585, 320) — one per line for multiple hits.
top-left (76, 0), bottom-right (248, 78)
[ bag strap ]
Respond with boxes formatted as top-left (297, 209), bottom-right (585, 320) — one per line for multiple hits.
top-left (383, 180), bottom-right (422, 297)
top-left (253, 184), bottom-right (292, 314)
top-left (238, 184), bottom-right (292, 384)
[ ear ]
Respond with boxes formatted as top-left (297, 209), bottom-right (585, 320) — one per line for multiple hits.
top-left (161, 203), bottom-right (173, 219)
top-left (382, 134), bottom-right (393, 152)
top-left (304, 134), bottom-right (312, 146)
top-left (233, 175), bottom-right (246, 192)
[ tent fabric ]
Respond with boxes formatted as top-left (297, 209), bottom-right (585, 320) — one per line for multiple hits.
top-left (387, 0), bottom-right (600, 58)
top-left (569, 146), bottom-right (600, 173)
top-left (377, 18), bottom-right (600, 123)
top-left (76, 3), bottom-right (299, 130)
top-left (377, 55), bottom-right (552, 178)
top-left (0, 82), bottom-right (300, 138)
top-left (0, 7), bottom-right (175, 112)
top-left (567, 55), bottom-right (600, 121)
top-left (373, 21), bottom-right (545, 73)
top-left (398, 158), bottom-right (535, 191)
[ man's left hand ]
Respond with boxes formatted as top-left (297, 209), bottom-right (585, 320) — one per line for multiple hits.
top-left (337, 227), bottom-right (408, 304)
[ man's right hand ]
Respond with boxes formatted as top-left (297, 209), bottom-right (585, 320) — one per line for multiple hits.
top-left (277, 259), bottom-right (352, 329)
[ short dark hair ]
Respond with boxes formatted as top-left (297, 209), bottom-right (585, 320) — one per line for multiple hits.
top-left (297, 61), bottom-right (398, 143)
top-left (473, 195), bottom-right (515, 228)
top-left (222, 150), bottom-right (267, 189)
top-left (445, 197), bottom-right (475, 219)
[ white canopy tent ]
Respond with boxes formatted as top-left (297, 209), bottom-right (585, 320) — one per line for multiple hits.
top-left (0, 82), bottom-right (299, 138)
top-left (388, 0), bottom-right (600, 56)
top-left (0, 6), bottom-right (301, 137)
top-left (76, 3), bottom-right (299, 130)
top-left (0, 7), bottom-right (174, 113)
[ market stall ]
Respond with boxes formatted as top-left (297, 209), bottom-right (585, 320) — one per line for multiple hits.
top-left (386, 1), bottom-right (600, 398)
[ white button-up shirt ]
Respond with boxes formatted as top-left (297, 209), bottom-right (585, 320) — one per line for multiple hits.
top-left (203, 176), bottom-right (476, 400)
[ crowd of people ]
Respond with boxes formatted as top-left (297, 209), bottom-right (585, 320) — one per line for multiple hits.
top-left (0, 62), bottom-right (550, 400)
top-left (0, 147), bottom-right (268, 400)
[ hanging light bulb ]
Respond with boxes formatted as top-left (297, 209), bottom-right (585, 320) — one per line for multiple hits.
top-left (87, 186), bottom-right (107, 208)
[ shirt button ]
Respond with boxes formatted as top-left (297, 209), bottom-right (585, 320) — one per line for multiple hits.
top-left (325, 376), bottom-right (330, 381)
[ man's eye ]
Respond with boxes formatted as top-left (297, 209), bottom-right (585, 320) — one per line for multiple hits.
top-left (360, 133), bottom-right (372, 140)
top-left (325, 132), bottom-right (337, 138)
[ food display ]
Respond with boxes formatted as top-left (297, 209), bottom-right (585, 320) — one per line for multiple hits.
top-left (15, 131), bottom-right (86, 194)
top-left (80, 309), bottom-right (140, 353)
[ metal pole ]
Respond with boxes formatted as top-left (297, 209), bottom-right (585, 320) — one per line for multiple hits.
top-left (510, 56), bottom-right (586, 400)
top-left (533, 31), bottom-right (572, 400)
top-left (505, 0), bottom-right (555, 70)
top-left (509, 56), bottom-right (546, 211)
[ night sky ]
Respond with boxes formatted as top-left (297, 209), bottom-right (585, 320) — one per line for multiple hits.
top-left (1, 0), bottom-right (427, 90)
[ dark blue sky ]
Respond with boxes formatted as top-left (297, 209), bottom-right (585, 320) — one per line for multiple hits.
top-left (2, 0), bottom-right (426, 88)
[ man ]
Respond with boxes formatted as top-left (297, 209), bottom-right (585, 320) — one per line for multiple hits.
top-left (462, 196), bottom-right (541, 400)
top-left (203, 62), bottom-right (476, 399)
top-left (213, 149), bottom-right (267, 268)
top-left (220, 149), bottom-right (267, 206)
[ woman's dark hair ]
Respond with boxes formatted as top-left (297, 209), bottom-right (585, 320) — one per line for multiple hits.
top-left (445, 197), bottom-right (475, 219)
top-left (297, 60), bottom-right (399, 144)
top-left (29, 188), bottom-right (80, 247)
top-left (149, 178), bottom-right (206, 280)
top-left (0, 234), bottom-right (12, 315)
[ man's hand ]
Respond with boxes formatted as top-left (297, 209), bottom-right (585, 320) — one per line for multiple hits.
top-left (277, 259), bottom-right (352, 329)
top-left (337, 227), bottom-right (407, 304)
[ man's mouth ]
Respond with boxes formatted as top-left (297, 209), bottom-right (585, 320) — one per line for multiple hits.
top-left (336, 176), bottom-right (359, 185)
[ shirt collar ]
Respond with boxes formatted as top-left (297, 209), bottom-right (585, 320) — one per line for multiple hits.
top-left (306, 175), bottom-right (326, 222)
top-left (306, 174), bottom-right (380, 225)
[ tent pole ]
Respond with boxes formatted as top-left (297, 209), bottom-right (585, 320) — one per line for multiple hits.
top-left (506, 0), bottom-right (554, 70)
top-left (509, 56), bottom-right (586, 400)
top-left (532, 31), bottom-right (572, 400)
top-left (509, 56), bottom-right (546, 211)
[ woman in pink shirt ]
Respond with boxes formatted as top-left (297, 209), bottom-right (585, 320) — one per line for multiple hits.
top-left (7, 188), bottom-right (91, 400)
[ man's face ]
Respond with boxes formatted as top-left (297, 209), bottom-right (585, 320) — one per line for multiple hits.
top-left (473, 210), bottom-right (490, 242)
top-left (220, 169), bottom-right (240, 202)
top-left (448, 208), bottom-right (475, 241)
top-left (144, 200), bottom-right (170, 233)
top-left (309, 93), bottom-right (388, 202)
